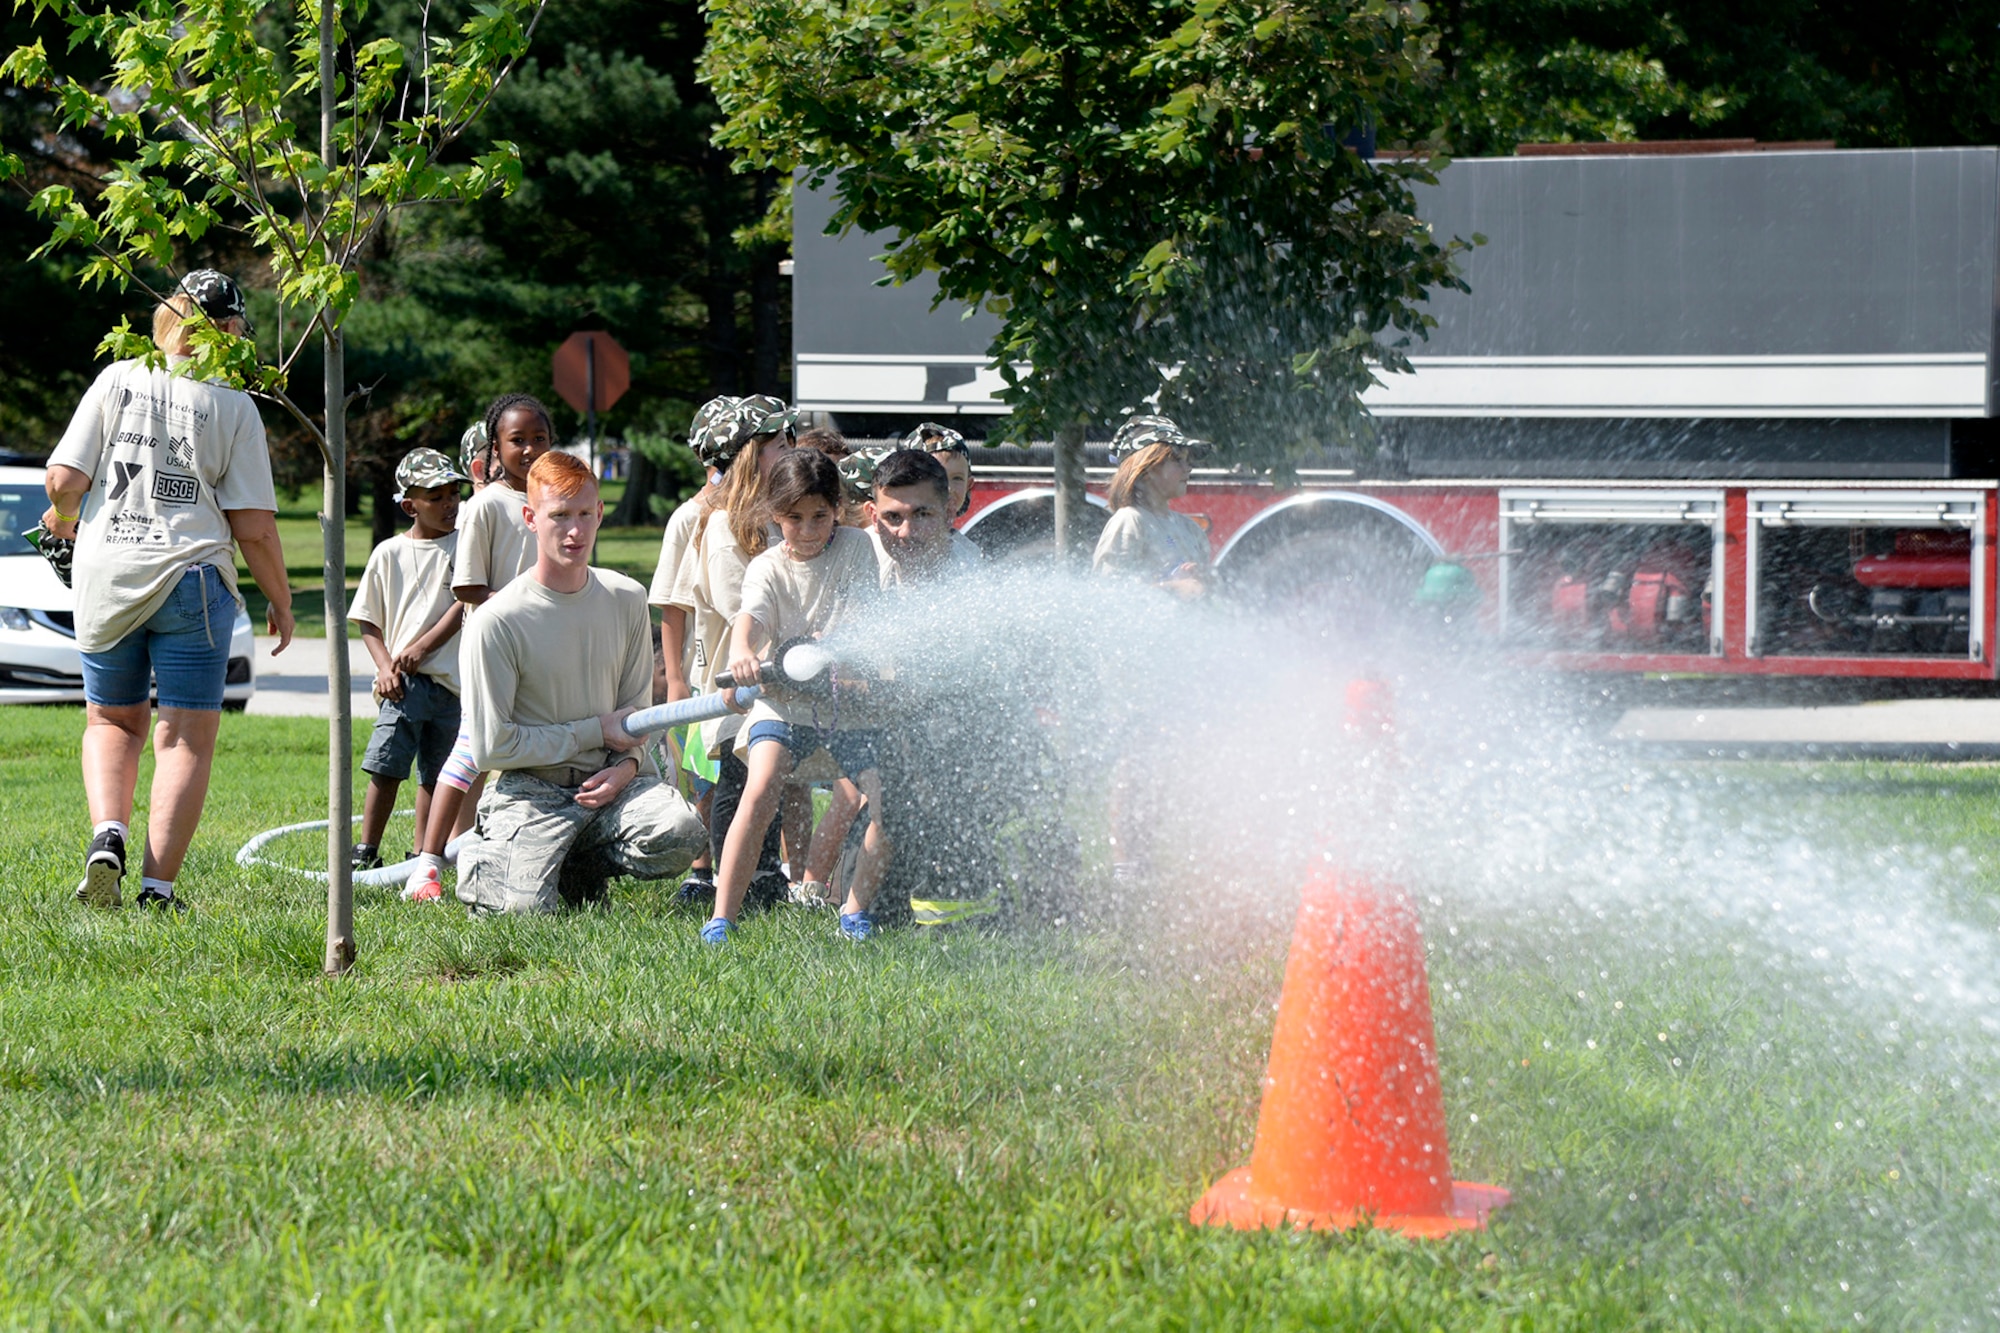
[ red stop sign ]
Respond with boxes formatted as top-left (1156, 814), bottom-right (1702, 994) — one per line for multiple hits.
top-left (551, 330), bottom-right (631, 416)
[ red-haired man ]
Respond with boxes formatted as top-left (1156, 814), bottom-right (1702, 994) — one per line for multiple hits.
top-left (457, 451), bottom-right (704, 912)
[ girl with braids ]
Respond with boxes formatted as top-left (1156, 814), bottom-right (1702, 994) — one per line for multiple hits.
top-left (401, 393), bottom-right (553, 901)
top-left (451, 393), bottom-right (554, 606)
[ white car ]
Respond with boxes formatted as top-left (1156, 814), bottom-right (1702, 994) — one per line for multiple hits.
top-left (0, 463), bottom-right (256, 707)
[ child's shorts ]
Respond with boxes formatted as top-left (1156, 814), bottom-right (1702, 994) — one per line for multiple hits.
top-left (362, 673), bottom-right (460, 786)
top-left (744, 719), bottom-right (880, 779)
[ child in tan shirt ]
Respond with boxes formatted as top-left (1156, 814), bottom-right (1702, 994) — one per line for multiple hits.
top-left (350, 447), bottom-right (469, 872)
top-left (704, 449), bottom-right (884, 944)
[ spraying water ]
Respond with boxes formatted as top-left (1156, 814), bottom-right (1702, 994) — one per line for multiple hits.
top-left (818, 560), bottom-right (2000, 1326)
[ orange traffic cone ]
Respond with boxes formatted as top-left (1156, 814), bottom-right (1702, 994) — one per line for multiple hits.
top-left (1191, 678), bottom-right (1508, 1238)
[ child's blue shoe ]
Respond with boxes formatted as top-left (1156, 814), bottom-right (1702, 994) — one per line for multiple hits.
top-left (700, 917), bottom-right (735, 946)
top-left (837, 910), bottom-right (873, 942)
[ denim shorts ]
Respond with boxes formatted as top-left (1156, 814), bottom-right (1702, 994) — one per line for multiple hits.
top-left (80, 565), bottom-right (235, 711)
top-left (362, 672), bottom-right (462, 786)
top-left (744, 719), bottom-right (880, 778)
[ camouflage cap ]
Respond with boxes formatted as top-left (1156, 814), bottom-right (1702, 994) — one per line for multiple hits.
top-left (688, 394), bottom-right (741, 466)
top-left (704, 394), bottom-right (799, 470)
top-left (1109, 413), bottom-right (1208, 461)
top-left (458, 421), bottom-right (490, 479)
top-left (731, 394), bottom-right (798, 440)
top-left (837, 445), bottom-right (892, 500)
top-left (902, 421), bottom-right (967, 456)
top-left (179, 269), bottom-right (252, 332)
top-left (396, 446), bottom-right (469, 493)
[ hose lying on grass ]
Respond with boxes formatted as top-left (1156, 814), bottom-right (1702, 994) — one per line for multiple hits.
top-left (234, 814), bottom-right (469, 889)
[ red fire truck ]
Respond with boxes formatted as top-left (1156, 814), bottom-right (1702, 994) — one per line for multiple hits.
top-left (792, 146), bottom-right (2000, 681)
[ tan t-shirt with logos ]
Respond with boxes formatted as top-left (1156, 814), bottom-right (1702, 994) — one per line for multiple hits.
top-left (460, 568), bottom-right (655, 778)
top-left (452, 482), bottom-right (536, 594)
top-left (349, 531), bottom-right (462, 696)
top-left (649, 493), bottom-right (706, 608)
top-left (49, 358), bottom-right (277, 654)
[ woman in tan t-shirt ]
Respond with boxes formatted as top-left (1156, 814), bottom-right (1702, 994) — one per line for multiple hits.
top-left (1092, 415), bottom-right (1212, 598)
top-left (1090, 415), bottom-right (1214, 884)
top-left (42, 273), bottom-right (294, 912)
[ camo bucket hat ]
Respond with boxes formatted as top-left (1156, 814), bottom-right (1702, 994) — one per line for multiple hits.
top-left (902, 421), bottom-right (967, 456)
top-left (396, 447), bottom-right (469, 494)
top-left (458, 421), bottom-right (491, 479)
top-left (688, 395), bottom-right (740, 468)
top-left (1109, 413), bottom-right (1208, 461)
top-left (837, 446), bottom-right (892, 501)
top-left (179, 269), bottom-right (252, 333)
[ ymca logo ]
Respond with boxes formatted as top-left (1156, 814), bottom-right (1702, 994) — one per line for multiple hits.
top-left (152, 472), bottom-right (198, 506)
top-left (108, 460), bottom-right (144, 501)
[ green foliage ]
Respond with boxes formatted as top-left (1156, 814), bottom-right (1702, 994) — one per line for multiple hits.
top-left (625, 426), bottom-right (709, 517)
top-left (327, 2), bottom-right (784, 524)
top-left (1426, 0), bottom-right (2000, 156)
top-left (703, 0), bottom-right (1472, 475)
top-left (0, 0), bottom-right (545, 427)
top-left (0, 24), bottom-right (125, 447)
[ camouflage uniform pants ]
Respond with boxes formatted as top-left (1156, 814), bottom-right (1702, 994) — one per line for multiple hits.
top-left (457, 770), bottom-right (705, 914)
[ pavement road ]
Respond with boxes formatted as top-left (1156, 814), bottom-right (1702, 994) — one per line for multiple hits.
top-left (245, 635), bottom-right (375, 719)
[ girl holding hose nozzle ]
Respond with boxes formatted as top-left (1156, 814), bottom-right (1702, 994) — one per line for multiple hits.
top-left (704, 450), bottom-right (887, 944)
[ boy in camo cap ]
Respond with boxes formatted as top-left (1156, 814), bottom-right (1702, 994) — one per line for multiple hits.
top-left (350, 446), bottom-right (471, 877)
top-left (836, 445), bottom-right (891, 527)
top-left (459, 420), bottom-right (492, 488)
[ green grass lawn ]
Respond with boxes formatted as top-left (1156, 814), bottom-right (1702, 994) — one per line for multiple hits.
top-left (3, 710), bottom-right (1998, 1327)
top-left (235, 483), bottom-right (663, 638)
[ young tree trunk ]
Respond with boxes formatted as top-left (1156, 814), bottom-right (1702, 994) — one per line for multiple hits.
top-left (321, 0), bottom-right (356, 976)
top-left (1051, 421), bottom-right (1087, 564)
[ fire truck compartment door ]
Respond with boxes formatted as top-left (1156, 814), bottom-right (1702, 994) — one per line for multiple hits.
top-left (1499, 491), bottom-right (1722, 526)
top-left (1745, 489), bottom-right (1988, 661)
top-left (1497, 489), bottom-right (1726, 655)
